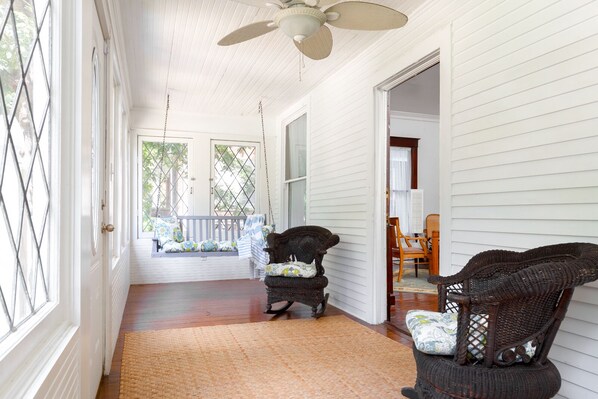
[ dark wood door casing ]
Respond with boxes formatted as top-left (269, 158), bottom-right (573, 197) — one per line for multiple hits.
top-left (389, 136), bottom-right (419, 190)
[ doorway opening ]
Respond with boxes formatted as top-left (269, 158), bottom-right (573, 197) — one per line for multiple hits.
top-left (377, 54), bottom-right (441, 332)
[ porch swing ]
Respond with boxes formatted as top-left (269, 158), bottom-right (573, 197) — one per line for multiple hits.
top-left (150, 98), bottom-right (275, 261)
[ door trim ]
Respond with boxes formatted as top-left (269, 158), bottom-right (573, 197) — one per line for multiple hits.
top-left (373, 48), bottom-right (442, 324)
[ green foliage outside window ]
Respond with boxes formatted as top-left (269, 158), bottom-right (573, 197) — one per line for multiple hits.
top-left (141, 141), bottom-right (189, 232)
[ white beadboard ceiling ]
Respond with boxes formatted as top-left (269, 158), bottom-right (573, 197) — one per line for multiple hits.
top-left (118, 0), bottom-right (427, 117)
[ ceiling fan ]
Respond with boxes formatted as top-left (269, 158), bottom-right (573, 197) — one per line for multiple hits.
top-left (218, 0), bottom-right (408, 60)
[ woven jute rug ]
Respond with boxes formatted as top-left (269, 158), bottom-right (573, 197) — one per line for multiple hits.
top-left (120, 315), bottom-right (416, 398)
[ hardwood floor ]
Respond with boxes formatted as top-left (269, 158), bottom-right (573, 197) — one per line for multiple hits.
top-left (96, 279), bottom-right (436, 398)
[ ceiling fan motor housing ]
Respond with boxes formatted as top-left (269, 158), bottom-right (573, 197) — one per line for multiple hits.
top-left (274, 7), bottom-right (327, 42)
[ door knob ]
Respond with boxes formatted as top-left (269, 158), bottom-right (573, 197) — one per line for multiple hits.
top-left (101, 223), bottom-right (115, 233)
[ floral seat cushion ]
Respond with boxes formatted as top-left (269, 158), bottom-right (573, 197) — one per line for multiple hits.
top-left (264, 261), bottom-right (317, 278)
top-left (406, 310), bottom-right (458, 356)
top-left (406, 310), bottom-right (537, 361)
top-left (163, 240), bottom-right (199, 253)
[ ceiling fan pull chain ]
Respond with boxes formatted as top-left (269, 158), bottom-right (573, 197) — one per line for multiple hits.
top-left (298, 44), bottom-right (306, 82)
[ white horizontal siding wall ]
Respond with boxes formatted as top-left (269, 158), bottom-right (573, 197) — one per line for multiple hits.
top-left (450, 0), bottom-right (598, 397)
top-left (282, 0), bottom-right (598, 396)
top-left (302, 0), bottom-right (475, 322)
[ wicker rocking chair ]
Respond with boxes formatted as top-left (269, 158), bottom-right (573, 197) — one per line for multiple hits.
top-left (263, 225), bottom-right (339, 318)
top-left (402, 242), bottom-right (598, 399)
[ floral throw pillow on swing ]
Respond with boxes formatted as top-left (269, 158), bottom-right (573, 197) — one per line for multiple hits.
top-left (154, 217), bottom-right (182, 246)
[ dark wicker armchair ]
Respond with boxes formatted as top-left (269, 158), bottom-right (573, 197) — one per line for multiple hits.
top-left (263, 225), bottom-right (339, 318)
top-left (402, 242), bottom-right (598, 399)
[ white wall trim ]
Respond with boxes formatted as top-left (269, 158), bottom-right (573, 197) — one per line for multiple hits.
top-left (390, 110), bottom-right (440, 123)
top-left (438, 24), bottom-right (453, 278)
top-left (103, 0), bottom-right (133, 110)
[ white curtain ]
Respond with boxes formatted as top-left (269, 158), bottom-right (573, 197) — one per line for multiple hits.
top-left (389, 147), bottom-right (411, 234)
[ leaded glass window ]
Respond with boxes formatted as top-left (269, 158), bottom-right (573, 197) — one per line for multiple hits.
top-left (140, 139), bottom-right (189, 233)
top-left (212, 143), bottom-right (256, 216)
top-left (0, 0), bottom-right (52, 343)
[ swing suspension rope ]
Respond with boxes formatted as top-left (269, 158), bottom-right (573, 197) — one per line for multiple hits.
top-left (153, 98), bottom-right (273, 226)
top-left (154, 94), bottom-right (170, 219)
top-left (259, 101), bottom-right (275, 226)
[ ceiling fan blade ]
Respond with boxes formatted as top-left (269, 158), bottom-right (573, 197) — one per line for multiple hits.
top-left (325, 1), bottom-right (407, 30)
top-left (294, 25), bottom-right (333, 60)
top-left (218, 21), bottom-right (278, 46)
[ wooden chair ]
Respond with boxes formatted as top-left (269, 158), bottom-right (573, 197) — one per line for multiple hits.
top-left (401, 243), bottom-right (598, 399)
top-left (423, 214), bottom-right (439, 243)
top-left (389, 217), bottom-right (428, 282)
top-left (423, 214), bottom-right (439, 275)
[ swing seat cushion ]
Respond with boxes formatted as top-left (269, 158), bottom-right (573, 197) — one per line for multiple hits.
top-left (200, 240), bottom-right (219, 252)
top-left (160, 239), bottom-right (240, 253)
top-left (218, 241), bottom-right (237, 252)
top-left (163, 240), bottom-right (199, 253)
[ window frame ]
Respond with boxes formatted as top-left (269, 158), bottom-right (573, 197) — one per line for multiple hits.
top-left (209, 139), bottom-right (260, 217)
top-left (0, 0), bottom-right (78, 394)
top-left (137, 135), bottom-right (193, 238)
top-left (282, 110), bottom-right (309, 229)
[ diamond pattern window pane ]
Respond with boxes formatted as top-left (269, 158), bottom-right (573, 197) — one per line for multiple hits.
top-left (33, 0), bottom-right (49, 28)
top-left (13, 0), bottom-right (37, 69)
top-left (213, 144), bottom-right (256, 217)
top-left (0, 12), bottom-right (21, 117)
top-left (27, 42), bottom-right (50, 133)
top-left (0, 2), bottom-right (9, 29)
top-left (141, 141), bottom-right (189, 232)
top-left (0, 0), bottom-right (51, 344)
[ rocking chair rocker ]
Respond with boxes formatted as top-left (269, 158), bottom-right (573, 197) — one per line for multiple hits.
top-left (263, 225), bottom-right (339, 318)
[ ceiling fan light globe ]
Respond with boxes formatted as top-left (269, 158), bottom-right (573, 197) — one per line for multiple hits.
top-left (294, 34), bottom-right (307, 42)
top-left (275, 7), bottom-right (327, 42)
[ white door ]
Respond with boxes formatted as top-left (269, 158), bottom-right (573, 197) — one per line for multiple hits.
top-left (88, 4), bottom-right (107, 396)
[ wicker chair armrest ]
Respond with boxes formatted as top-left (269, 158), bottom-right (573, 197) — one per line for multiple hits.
top-left (428, 274), bottom-right (463, 285)
top-left (321, 234), bottom-right (340, 251)
top-left (446, 292), bottom-right (470, 305)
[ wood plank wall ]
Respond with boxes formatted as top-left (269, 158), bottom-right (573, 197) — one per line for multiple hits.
top-left (450, 2), bottom-right (598, 397)
top-left (294, 0), bottom-right (598, 396)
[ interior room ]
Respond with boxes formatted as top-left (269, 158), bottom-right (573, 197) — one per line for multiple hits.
top-left (1, 0), bottom-right (597, 398)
